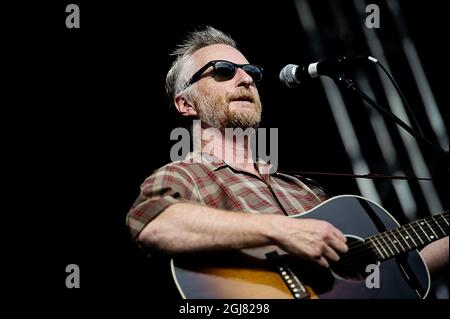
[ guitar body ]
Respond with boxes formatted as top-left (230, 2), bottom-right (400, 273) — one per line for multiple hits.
top-left (171, 195), bottom-right (431, 299)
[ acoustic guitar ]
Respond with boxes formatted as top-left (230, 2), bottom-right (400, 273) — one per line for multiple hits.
top-left (171, 195), bottom-right (448, 299)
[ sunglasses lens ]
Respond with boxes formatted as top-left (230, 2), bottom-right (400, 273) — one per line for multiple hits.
top-left (214, 62), bottom-right (237, 80)
top-left (211, 61), bottom-right (263, 83)
top-left (243, 65), bottom-right (263, 82)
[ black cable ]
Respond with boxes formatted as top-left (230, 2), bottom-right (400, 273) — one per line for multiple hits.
top-left (366, 56), bottom-right (425, 137)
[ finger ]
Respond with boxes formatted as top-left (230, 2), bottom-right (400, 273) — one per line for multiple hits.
top-left (317, 256), bottom-right (330, 268)
top-left (323, 245), bottom-right (340, 262)
top-left (332, 228), bottom-right (347, 243)
top-left (329, 234), bottom-right (349, 254)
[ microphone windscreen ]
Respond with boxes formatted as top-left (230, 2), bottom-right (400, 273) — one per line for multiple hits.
top-left (279, 64), bottom-right (300, 88)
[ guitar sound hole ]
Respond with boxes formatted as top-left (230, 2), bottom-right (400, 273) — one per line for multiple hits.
top-left (331, 236), bottom-right (378, 281)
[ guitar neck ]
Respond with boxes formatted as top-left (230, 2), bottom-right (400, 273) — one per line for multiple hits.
top-left (365, 211), bottom-right (449, 261)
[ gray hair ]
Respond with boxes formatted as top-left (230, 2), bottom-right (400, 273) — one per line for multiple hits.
top-left (165, 26), bottom-right (237, 107)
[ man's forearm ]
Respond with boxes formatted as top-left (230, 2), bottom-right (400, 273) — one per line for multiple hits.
top-left (137, 202), bottom-right (276, 254)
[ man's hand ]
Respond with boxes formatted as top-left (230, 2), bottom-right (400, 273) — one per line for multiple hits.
top-left (268, 216), bottom-right (348, 268)
top-left (420, 236), bottom-right (449, 275)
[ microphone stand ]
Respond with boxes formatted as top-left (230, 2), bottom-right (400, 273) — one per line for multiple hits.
top-left (330, 74), bottom-right (449, 167)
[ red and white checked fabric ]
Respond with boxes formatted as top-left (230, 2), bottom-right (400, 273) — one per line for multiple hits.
top-left (126, 152), bottom-right (327, 239)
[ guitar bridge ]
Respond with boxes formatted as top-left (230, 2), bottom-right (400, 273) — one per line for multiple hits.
top-left (265, 251), bottom-right (310, 299)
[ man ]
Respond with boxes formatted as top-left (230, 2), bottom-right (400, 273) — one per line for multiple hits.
top-left (126, 26), bottom-right (448, 286)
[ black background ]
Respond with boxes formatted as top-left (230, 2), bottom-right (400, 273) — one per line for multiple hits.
top-left (5, 0), bottom-right (448, 314)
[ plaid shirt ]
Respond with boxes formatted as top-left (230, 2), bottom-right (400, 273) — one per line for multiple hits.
top-left (126, 152), bottom-right (328, 239)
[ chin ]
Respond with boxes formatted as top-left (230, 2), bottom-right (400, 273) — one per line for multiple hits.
top-left (229, 101), bottom-right (256, 112)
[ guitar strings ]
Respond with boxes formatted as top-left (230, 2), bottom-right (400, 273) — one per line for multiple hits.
top-left (334, 235), bottom-right (448, 269)
top-left (341, 222), bottom-right (448, 263)
top-left (340, 213), bottom-right (448, 254)
top-left (329, 214), bottom-right (448, 267)
top-left (348, 218), bottom-right (448, 255)
top-left (275, 215), bottom-right (448, 272)
top-left (282, 213), bottom-right (449, 271)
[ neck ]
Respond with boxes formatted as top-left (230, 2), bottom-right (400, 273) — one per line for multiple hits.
top-left (363, 211), bottom-right (449, 262)
top-left (338, 211), bottom-right (448, 271)
top-left (193, 121), bottom-right (258, 173)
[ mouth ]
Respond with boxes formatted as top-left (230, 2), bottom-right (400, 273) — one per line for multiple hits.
top-left (230, 95), bottom-right (254, 103)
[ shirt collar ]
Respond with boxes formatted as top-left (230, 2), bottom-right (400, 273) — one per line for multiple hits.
top-left (182, 151), bottom-right (276, 175)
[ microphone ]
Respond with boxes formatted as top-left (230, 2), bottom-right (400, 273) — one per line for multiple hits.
top-left (279, 56), bottom-right (372, 88)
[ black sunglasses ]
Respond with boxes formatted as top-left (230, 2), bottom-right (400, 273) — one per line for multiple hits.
top-left (187, 60), bottom-right (263, 87)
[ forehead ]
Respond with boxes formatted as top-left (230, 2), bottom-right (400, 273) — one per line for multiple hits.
top-left (190, 44), bottom-right (249, 69)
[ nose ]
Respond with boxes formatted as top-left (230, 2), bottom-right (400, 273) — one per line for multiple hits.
top-left (234, 67), bottom-right (254, 87)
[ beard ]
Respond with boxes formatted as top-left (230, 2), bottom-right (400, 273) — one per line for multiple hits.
top-left (187, 87), bottom-right (262, 130)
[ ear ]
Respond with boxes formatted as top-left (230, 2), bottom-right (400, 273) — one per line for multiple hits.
top-left (174, 94), bottom-right (198, 117)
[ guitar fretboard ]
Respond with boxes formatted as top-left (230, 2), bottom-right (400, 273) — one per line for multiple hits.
top-left (365, 211), bottom-right (449, 261)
